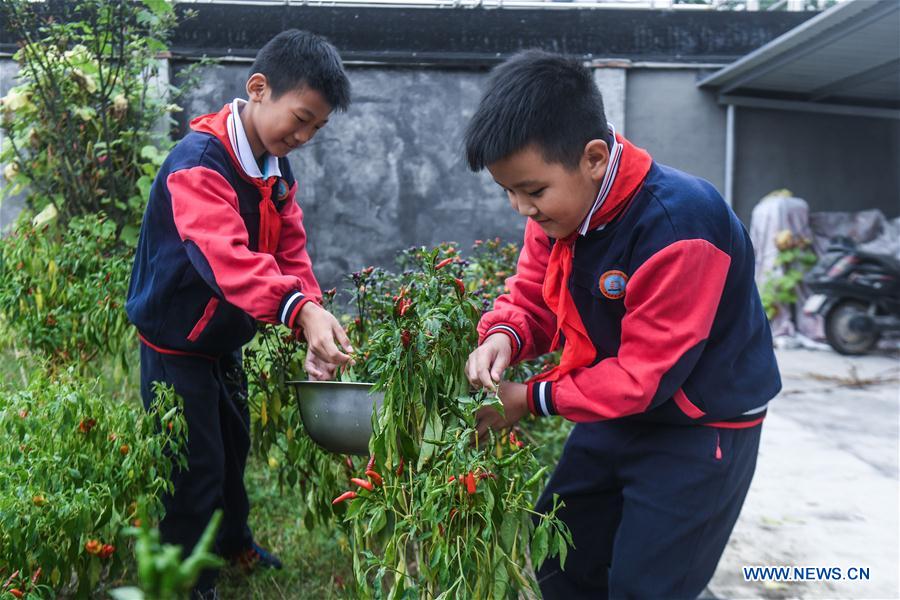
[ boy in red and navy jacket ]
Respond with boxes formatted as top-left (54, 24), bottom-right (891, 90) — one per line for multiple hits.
top-left (126, 30), bottom-right (353, 596)
top-left (465, 51), bottom-right (780, 599)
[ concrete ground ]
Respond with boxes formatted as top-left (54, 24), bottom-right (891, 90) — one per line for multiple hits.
top-left (709, 347), bottom-right (900, 600)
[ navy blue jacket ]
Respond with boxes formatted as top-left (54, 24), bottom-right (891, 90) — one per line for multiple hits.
top-left (126, 105), bottom-right (321, 356)
top-left (480, 162), bottom-right (780, 427)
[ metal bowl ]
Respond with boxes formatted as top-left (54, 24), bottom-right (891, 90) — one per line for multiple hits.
top-left (290, 381), bottom-right (384, 456)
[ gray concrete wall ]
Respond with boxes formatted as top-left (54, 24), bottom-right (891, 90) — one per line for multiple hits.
top-left (4, 56), bottom-right (899, 288)
top-left (625, 68), bottom-right (728, 196)
top-left (177, 63), bottom-right (525, 289)
top-left (732, 107), bottom-right (900, 225)
top-left (0, 61), bottom-right (25, 233)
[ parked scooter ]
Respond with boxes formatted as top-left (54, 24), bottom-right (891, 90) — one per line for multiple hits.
top-left (803, 237), bottom-right (900, 355)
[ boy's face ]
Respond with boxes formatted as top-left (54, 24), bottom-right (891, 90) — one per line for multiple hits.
top-left (246, 74), bottom-right (333, 158)
top-left (487, 141), bottom-right (609, 240)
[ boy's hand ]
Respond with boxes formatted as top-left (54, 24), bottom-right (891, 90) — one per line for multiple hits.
top-left (466, 333), bottom-right (512, 391)
top-left (305, 351), bottom-right (337, 381)
top-left (297, 303), bottom-right (354, 366)
top-left (474, 381), bottom-right (528, 442)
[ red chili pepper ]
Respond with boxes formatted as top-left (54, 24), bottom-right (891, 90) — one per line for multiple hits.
top-left (465, 472), bottom-right (477, 495)
top-left (509, 431), bottom-right (524, 448)
top-left (344, 456), bottom-right (354, 471)
top-left (365, 469), bottom-right (383, 486)
top-left (30, 567), bottom-right (41, 586)
top-left (399, 298), bottom-right (412, 317)
top-left (350, 477), bottom-right (374, 492)
top-left (447, 475), bottom-right (456, 483)
top-left (84, 540), bottom-right (101, 555)
top-left (396, 458), bottom-right (405, 476)
top-left (401, 330), bottom-right (412, 348)
top-left (477, 471), bottom-right (496, 480)
top-left (435, 257), bottom-right (455, 270)
top-left (9, 589), bottom-right (23, 599)
top-left (78, 418), bottom-right (96, 434)
top-left (449, 508), bottom-right (458, 521)
top-left (99, 544), bottom-right (115, 560)
top-left (332, 491), bottom-right (358, 505)
top-left (454, 278), bottom-right (465, 296)
top-left (366, 454), bottom-right (376, 471)
top-left (2, 571), bottom-right (20, 592)
top-left (438, 523), bottom-right (445, 535)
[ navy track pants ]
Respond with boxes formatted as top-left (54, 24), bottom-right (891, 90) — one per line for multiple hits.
top-left (139, 343), bottom-right (254, 588)
top-left (535, 420), bottom-right (762, 600)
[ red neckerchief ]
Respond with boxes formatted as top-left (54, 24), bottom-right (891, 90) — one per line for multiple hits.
top-left (531, 134), bottom-right (653, 383)
top-left (189, 105), bottom-right (283, 255)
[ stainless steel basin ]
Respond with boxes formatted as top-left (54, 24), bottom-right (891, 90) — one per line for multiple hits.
top-left (290, 381), bottom-right (384, 456)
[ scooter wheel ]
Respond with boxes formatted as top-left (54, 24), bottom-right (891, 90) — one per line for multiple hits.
top-left (824, 300), bottom-right (880, 355)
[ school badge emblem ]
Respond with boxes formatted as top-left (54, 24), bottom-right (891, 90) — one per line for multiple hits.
top-left (273, 177), bottom-right (291, 202)
top-left (599, 270), bottom-right (628, 300)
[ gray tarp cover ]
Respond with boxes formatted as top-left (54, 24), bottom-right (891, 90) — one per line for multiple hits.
top-left (749, 191), bottom-right (899, 341)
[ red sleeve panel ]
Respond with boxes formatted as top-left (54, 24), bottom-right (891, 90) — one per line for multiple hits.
top-left (539, 239), bottom-right (731, 421)
top-left (477, 219), bottom-right (557, 363)
top-left (273, 183), bottom-right (323, 304)
top-left (168, 166), bottom-right (308, 326)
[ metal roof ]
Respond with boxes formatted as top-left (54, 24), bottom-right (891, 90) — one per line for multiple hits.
top-left (699, 0), bottom-right (900, 119)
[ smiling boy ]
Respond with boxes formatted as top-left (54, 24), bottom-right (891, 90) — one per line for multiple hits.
top-left (465, 51), bottom-right (780, 599)
top-left (126, 30), bottom-right (353, 597)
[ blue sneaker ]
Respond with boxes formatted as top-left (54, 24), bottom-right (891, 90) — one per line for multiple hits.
top-left (230, 541), bottom-right (283, 572)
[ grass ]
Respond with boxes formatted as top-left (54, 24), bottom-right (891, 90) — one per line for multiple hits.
top-left (218, 459), bottom-right (354, 599)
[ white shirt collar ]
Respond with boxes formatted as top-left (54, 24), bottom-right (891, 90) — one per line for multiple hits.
top-left (226, 98), bottom-right (281, 180)
top-left (578, 122), bottom-right (622, 236)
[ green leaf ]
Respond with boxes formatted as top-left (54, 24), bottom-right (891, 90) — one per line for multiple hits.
top-left (500, 513), bottom-right (517, 553)
top-left (492, 559), bottom-right (510, 599)
top-left (140, 0), bottom-right (175, 17)
top-left (531, 525), bottom-right (549, 570)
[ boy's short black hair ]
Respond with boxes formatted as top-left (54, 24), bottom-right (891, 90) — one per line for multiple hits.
top-left (250, 29), bottom-right (351, 112)
top-left (465, 50), bottom-right (611, 171)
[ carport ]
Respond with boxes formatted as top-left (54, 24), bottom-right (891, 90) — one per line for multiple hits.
top-left (698, 0), bottom-right (899, 207)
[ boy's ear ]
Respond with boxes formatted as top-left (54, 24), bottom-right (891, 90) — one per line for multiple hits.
top-left (583, 139), bottom-right (610, 183)
top-left (246, 73), bottom-right (269, 102)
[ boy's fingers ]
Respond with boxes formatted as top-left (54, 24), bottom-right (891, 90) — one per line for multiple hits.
top-left (479, 366), bottom-right (496, 391)
top-left (333, 323), bottom-right (355, 355)
top-left (490, 357), bottom-right (508, 383)
top-left (317, 338), bottom-right (350, 365)
top-left (474, 349), bottom-right (495, 390)
top-left (465, 354), bottom-right (480, 386)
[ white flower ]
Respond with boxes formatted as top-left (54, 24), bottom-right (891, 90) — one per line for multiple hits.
top-left (74, 106), bottom-right (96, 121)
top-left (64, 44), bottom-right (89, 61)
top-left (3, 162), bottom-right (20, 181)
top-left (32, 203), bottom-right (58, 228)
top-left (1, 89), bottom-right (30, 112)
top-left (72, 69), bottom-right (97, 93)
top-left (113, 94), bottom-right (128, 113)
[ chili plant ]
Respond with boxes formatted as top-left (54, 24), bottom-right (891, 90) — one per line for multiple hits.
top-left (0, 214), bottom-right (133, 371)
top-left (0, 371), bottom-right (186, 597)
top-left (337, 248), bottom-right (571, 598)
top-left (243, 287), bottom-right (355, 531)
top-left (244, 242), bottom-right (573, 597)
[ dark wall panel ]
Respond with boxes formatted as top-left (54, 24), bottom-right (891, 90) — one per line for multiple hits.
top-left (733, 107), bottom-right (900, 225)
